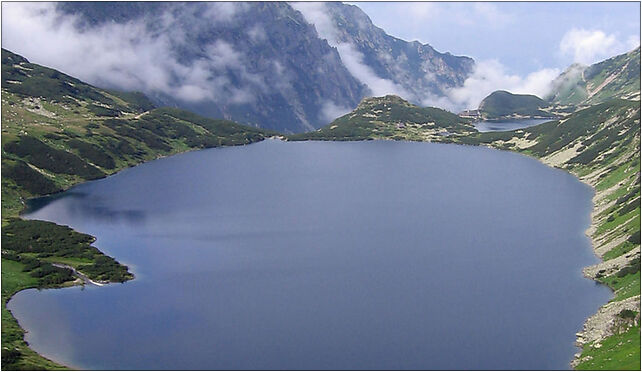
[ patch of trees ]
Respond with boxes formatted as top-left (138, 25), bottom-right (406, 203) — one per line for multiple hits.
top-left (1, 219), bottom-right (133, 284)
top-left (66, 139), bottom-right (116, 169)
top-left (3, 136), bottom-right (104, 180)
top-left (1, 160), bottom-right (61, 195)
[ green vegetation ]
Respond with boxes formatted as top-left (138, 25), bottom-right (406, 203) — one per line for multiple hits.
top-left (2, 218), bottom-right (133, 283)
top-left (547, 47), bottom-right (641, 106)
top-left (2, 259), bottom-right (68, 370)
top-left (288, 95), bottom-right (474, 142)
top-left (477, 90), bottom-right (552, 119)
top-left (546, 63), bottom-right (590, 105)
top-left (576, 325), bottom-right (640, 370)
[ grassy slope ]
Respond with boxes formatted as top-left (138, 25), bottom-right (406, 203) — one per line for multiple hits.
top-left (289, 95), bottom-right (475, 142)
top-left (548, 47), bottom-right (641, 107)
top-left (290, 96), bottom-right (641, 369)
top-left (1, 49), bottom-right (272, 369)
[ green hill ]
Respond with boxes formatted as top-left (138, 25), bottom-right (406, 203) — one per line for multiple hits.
top-left (288, 95), bottom-right (474, 141)
top-left (547, 47), bottom-right (641, 106)
top-left (477, 90), bottom-right (552, 119)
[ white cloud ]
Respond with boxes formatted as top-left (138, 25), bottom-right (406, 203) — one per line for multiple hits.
top-left (627, 35), bottom-right (641, 50)
top-left (319, 100), bottom-right (352, 123)
top-left (247, 24), bottom-right (267, 42)
top-left (291, 2), bottom-right (408, 98)
top-left (0, 2), bottom-right (258, 105)
top-left (423, 60), bottom-right (560, 112)
top-left (559, 28), bottom-right (635, 65)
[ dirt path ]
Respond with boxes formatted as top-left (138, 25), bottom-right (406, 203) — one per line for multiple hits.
top-left (51, 263), bottom-right (105, 287)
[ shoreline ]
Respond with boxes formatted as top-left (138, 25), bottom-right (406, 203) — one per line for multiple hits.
top-left (5, 137), bottom-right (635, 370)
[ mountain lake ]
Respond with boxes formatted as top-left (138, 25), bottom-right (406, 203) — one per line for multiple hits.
top-left (474, 118), bottom-right (554, 132)
top-left (10, 140), bottom-right (612, 370)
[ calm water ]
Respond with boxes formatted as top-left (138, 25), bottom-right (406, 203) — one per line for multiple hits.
top-left (474, 118), bottom-right (553, 132)
top-left (11, 140), bottom-right (610, 370)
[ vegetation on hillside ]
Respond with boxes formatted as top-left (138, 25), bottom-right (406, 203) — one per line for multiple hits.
top-left (547, 47), bottom-right (641, 107)
top-left (477, 90), bottom-right (552, 119)
top-left (288, 95), bottom-right (474, 142)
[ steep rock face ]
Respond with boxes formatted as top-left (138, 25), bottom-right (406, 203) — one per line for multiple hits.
top-left (55, 2), bottom-right (474, 133)
top-left (295, 2), bottom-right (474, 104)
top-left (57, 2), bottom-right (367, 133)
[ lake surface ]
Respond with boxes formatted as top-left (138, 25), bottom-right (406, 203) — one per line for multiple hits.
top-left (11, 140), bottom-right (611, 370)
top-left (474, 118), bottom-right (553, 132)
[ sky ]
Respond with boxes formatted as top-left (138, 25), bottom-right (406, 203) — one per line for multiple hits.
top-left (354, 2), bottom-right (641, 75)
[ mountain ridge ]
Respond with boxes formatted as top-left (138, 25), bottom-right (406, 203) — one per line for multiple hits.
top-left (45, 1), bottom-right (474, 133)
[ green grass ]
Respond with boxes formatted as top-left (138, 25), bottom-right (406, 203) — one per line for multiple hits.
top-left (596, 159), bottom-right (638, 192)
top-left (2, 259), bottom-right (68, 370)
top-left (603, 241), bottom-right (638, 261)
top-left (599, 271), bottom-right (641, 302)
top-left (576, 325), bottom-right (641, 370)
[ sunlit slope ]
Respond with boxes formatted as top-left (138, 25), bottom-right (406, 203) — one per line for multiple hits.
top-left (288, 95), bottom-right (474, 141)
top-left (547, 47), bottom-right (641, 107)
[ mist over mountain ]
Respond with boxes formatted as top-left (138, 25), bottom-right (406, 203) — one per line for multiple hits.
top-left (291, 2), bottom-right (474, 104)
top-left (546, 47), bottom-right (641, 106)
top-left (3, 2), bottom-right (474, 133)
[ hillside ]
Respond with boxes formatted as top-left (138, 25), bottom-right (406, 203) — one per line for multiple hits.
top-left (477, 90), bottom-right (553, 119)
top-left (547, 47), bottom-right (641, 107)
top-left (288, 95), bottom-right (474, 141)
top-left (0, 49), bottom-right (273, 370)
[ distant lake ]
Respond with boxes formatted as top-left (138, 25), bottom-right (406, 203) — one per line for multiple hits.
top-left (474, 118), bottom-right (553, 132)
top-left (11, 140), bottom-right (610, 370)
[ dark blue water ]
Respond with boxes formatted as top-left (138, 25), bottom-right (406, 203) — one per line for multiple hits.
top-left (10, 140), bottom-right (610, 370)
top-left (474, 118), bottom-right (553, 132)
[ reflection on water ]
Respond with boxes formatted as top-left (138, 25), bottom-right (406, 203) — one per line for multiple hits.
top-left (26, 190), bottom-right (146, 226)
top-left (474, 118), bottom-right (554, 132)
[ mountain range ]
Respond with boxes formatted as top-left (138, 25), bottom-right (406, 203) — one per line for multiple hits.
top-left (55, 1), bottom-right (474, 133)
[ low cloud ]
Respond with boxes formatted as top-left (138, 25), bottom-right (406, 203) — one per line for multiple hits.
top-left (559, 28), bottom-right (637, 65)
top-left (423, 60), bottom-right (560, 112)
top-left (319, 99), bottom-right (352, 123)
top-left (291, 2), bottom-right (409, 98)
top-left (1, 2), bottom-right (261, 105)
